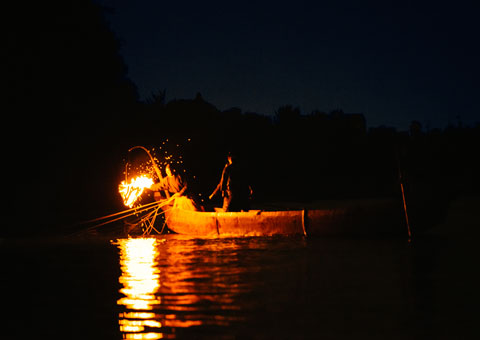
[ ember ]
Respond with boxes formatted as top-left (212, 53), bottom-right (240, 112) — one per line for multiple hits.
top-left (119, 175), bottom-right (154, 208)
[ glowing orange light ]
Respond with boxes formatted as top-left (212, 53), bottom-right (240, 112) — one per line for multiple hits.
top-left (123, 333), bottom-right (163, 340)
top-left (119, 175), bottom-right (154, 208)
top-left (120, 312), bottom-right (157, 319)
top-left (117, 238), bottom-right (161, 310)
top-left (116, 238), bottom-right (163, 339)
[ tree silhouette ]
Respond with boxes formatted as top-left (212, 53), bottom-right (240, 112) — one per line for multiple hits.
top-left (8, 0), bottom-right (139, 235)
top-left (274, 105), bottom-right (302, 125)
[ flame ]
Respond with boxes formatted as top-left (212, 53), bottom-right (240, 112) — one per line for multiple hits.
top-left (119, 175), bottom-right (154, 208)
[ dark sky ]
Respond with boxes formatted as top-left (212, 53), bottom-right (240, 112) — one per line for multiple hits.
top-left (96, 0), bottom-right (479, 130)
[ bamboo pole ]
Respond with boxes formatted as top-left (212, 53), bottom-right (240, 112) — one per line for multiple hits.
top-left (129, 145), bottom-right (170, 199)
top-left (397, 149), bottom-right (412, 242)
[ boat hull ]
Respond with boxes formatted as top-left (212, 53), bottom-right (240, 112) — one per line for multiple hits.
top-left (165, 209), bottom-right (306, 237)
top-left (164, 198), bottom-right (407, 237)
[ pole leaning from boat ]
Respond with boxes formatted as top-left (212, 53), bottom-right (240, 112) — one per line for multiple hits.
top-left (129, 145), bottom-right (170, 198)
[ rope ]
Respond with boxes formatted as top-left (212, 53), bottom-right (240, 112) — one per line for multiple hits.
top-left (143, 207), bottom-right (172, 236)
top-left (75, 200), bottom-right (160, 226)
top-left (140, 205), bottom-right (161, 235)
top-left (70, 195), bottom-right (176, 236)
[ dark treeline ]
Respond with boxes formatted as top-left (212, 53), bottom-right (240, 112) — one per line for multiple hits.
top-left (7, 1), bottom-right (479, 236)
top-left (138, 94), bottom-right (479, 215)
top-left (8, 1), bottom-right (138, 235)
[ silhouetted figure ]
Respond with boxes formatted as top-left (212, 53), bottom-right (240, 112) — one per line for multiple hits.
top-left (209, 152), bottom-right (252, 212)
top-left (151, 163), bottom-right (202, 211)
top-left (151, 163), bottom-right (187, 196)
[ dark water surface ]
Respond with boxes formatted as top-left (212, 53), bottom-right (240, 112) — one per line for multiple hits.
top-left (2, 216), bottom-right (478, 339)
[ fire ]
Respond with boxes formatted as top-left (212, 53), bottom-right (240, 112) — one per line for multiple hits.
top-left (119, 175), bottom-right (154, 208)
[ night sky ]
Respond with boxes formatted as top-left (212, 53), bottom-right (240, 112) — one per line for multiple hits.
top-left (96, 0), bottom-right (479, 129)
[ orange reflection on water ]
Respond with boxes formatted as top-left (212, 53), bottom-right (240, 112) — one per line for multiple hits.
top-left (115, 236), bottom-right (248, 338)
top-left (123, 333), bottom-right (163, 340)
top-left (116, 238), bottom-right (163, 339)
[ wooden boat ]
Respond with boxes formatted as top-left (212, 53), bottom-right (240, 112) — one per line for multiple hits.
top-left (164, 198), bottom-right (409, 237)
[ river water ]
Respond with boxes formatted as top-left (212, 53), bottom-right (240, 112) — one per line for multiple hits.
top-left (2, 199), bottom-right (479, 339)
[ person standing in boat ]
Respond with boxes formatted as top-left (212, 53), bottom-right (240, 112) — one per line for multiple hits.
top-left (209, 152), bottom-right (253, 212)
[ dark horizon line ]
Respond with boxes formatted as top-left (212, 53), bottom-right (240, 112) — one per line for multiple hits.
top-left (139, 90), bottom-right (480, 132)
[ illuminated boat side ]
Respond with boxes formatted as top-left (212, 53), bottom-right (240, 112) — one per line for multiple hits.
top-left (162, 198), bottom-right (408, 237)
top-left (164, 209), bottom-right (306, 237)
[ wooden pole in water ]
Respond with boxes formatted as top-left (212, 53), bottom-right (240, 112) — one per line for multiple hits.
top-left (301, 209), bottom-right (308, 237)
top-left (399, 176), bottom-right (412, 241)
top-left (397, 150), bottom-right (412, 241)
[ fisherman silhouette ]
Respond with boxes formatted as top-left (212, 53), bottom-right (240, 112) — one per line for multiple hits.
top-left (209, 152), bottom-right (252, 212)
